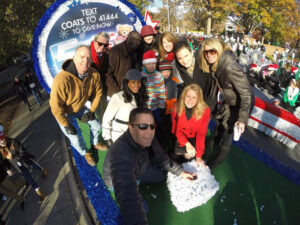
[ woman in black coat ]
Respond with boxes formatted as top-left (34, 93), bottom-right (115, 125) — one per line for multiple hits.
top-left (196, 38), bottom-right (254, 169)
top-left (0, 134), bottom-right (47, 203)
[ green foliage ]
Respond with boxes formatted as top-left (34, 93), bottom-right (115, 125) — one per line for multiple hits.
top-left (128, 0), bottom-right (151, 17)
top-left (232, 0), bottom-right (299, 45)
top-left (0, 0), bottom-right (55, 70)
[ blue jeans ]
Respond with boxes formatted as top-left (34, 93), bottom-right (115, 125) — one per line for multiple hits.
top-left (19, 166), bottom-right (38, 189)
top-left (31, 88), bottom-right (42, 105)
top-left (58, 107), bottom-right (101, 156)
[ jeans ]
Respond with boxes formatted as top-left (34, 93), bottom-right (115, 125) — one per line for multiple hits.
top-left (31, 88), bottom-right (42, 105)
top-left (27, 158), bottom-right (43, 171)
top-left (58, 107), bottom-right (101, 156)
top-left (19, 166), bottom-right (38, 189)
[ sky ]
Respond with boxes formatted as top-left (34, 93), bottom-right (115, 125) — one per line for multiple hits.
top-left (148, 0), bottom-right (163, 13)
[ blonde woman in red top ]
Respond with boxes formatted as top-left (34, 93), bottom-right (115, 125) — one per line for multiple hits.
top-left (171, 84), bottom-right (210, 167)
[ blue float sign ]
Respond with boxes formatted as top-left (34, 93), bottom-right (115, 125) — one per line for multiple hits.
top-left (32, 0), bottom-right (145, 93)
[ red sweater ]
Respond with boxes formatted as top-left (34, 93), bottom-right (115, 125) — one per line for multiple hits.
top-left (171, 107), bottom-right (210, 158)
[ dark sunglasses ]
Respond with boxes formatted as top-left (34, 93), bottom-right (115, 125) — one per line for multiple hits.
top-left (132, 123), bottom-right (156, 130)
top-left (95, 41), bottom-right (109, 48)
top-left (204, 49), bottom-right (217, 55)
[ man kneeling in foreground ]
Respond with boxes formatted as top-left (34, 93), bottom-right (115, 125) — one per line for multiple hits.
top-left (103, 107), bottom-right (195, 225)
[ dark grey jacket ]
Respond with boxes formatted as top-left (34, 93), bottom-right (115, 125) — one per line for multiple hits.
top-left (2, 138), bottom-right (35, 173)
top-left (103, 130), bottom-right (183, 225)
top-left (212, 49), bottom-right (254, 126)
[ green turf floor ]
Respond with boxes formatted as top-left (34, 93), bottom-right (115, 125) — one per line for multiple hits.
top-left (79, 120), bottom-right (300, 225)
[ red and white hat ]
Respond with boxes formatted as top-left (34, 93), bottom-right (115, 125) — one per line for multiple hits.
top-left (267, 64), bottom-right (279, 71)
top-left (291, 67), bottom-right (298, 74)
top-left (250, 64), bottom-right (258, 70)
top-left (142, 50), bottom-right (158, 65)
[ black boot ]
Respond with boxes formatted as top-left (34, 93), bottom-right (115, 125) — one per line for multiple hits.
top-left (207, 145), bottom-right (231, 169)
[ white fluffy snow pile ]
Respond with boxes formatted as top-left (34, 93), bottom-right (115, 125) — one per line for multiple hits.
top-left (167, 160), bottom-right (219, 212)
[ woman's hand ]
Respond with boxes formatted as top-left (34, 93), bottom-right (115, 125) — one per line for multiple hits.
top-left (185, 142), bottom-right (196, 159)
top-left (234, 121), bottom-right (245, 134)
top-left (180, 171), bottom-right (197, 181)
top-left (196, 157), bottom-right (206, 167)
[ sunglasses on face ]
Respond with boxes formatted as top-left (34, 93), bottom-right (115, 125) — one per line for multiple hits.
top-left (132, 123), bottom-right (156, 130)
top-left (95, 41), bottom-right (109, 48)
top-left (204, 49), bottom-right (217, 55)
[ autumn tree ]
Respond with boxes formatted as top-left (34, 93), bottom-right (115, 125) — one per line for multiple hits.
top-left (150, 0), bottom-right (180, 32)
top-left (0, 0), bottom-right (54, 69)
top-left (128, 0), bottom-right (151, 17)
top-left (180, 0), bottom-right (235, 34)
top-left (232, 0), bottom-right (299, 44)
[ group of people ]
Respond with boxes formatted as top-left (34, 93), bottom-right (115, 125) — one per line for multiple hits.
top-left (47, 24), bottom-right (254, 225)
top-left (13, 68), bottom-right (43, 111)
top-left (222, 34), bottom-right (300, 114)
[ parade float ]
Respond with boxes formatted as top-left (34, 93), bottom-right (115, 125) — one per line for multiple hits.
top-left (32, 1), bottom-right (300, 224)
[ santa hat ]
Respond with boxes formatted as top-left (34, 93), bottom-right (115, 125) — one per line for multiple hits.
top-left (143, 50), bottom-right (158, 64)
top-left (291, 67), bottom-right (298, 74)
top-left (250, 64), bottom-right (258, 70)
top-left (268, 64), bottom-right (279, 71)
top-left (159, 60), bottom-right (172, 71)
top-left (0, 124), bottom-right (5, 140)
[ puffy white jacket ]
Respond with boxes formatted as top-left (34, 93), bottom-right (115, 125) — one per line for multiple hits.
top-left (102, 91), bottom-right (137, 142)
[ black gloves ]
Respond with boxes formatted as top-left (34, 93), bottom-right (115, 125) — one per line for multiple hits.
top-left (106, 139), bottom-right (113, 147)
top-left (65, 125), bottom-right (77, 135)
top-left (81, 111), bottom-right (95, 123)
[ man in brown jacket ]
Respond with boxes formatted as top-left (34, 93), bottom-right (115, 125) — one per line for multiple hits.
top-left (105, 31), bottom-right (142, 96)
top-left (50, 45), bottom-right (107, 166)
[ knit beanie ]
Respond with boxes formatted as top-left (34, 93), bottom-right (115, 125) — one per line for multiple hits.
top-left (142, 50), bottom-right (158, 64)
top-left (159, 60), bottom-right (173, 71)
top-left (140, 25), bottom-right (156, 38)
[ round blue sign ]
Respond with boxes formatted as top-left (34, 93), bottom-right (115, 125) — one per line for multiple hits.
top-left (32, 0), bottom-right (145, 93)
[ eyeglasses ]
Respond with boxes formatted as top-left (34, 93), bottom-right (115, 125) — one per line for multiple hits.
top-left (132, 123), bottom-right (156, 130)
top-left (95, 41), bottom-right (109, 48)
top-left (204, 49), bottom-right (217, 55)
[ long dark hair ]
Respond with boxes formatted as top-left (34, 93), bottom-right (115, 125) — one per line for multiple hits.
top-left (122, 78), bottom-right (148, 106)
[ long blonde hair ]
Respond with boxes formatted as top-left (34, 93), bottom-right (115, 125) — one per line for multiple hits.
top-left (158, 32), bottom-right (178, 61)
top-left (177, 84), bottom-right (208, 120)
top-left (199, 38), bottom-right (224, 73)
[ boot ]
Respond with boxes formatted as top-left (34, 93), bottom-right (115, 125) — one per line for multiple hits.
top-left (205, 136), bottom-right (215, 149)
top-left (35, 188), bottom-right (46, 203)
top-left (84, 153), bottom-right (96, 166)
top-left (207, 145), bottom-right (231, 169)
top-left (41, 168), bottom-right (48, 179)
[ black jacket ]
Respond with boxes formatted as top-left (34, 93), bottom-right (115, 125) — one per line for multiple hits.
top-left (175, 53), bottom-right (218, 110)
top-left (103, 130), bottom-right (183, 225)
top-left (0, 158), bottom-right (11, 182)
top-left (212, 50), bottom-right (254, 125)
top-left (1, 138), bottom-right (35, 173)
